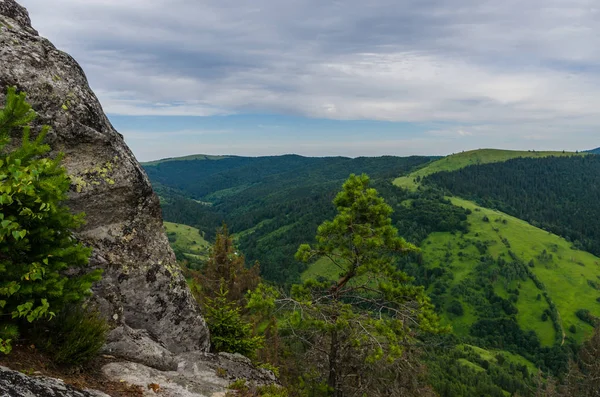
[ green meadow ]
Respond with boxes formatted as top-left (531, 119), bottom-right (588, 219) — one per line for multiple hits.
top-left (306, 149), bottom-right (600, 350)
top-left (164, 221), bottom-right (211, 261)
top-left (421, 197), bottom-right (600, 345)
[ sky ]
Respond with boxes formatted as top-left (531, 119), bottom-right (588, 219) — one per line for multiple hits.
top-left (19, 0), bottom-right (600, 161)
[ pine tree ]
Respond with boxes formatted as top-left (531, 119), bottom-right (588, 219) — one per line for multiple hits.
top-left (0, 87), bottom-right (100, 353)
top-left (288, 174), bottom-right (444, 396)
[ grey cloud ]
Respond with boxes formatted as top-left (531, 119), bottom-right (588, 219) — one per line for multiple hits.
top-left (15, 0), bottom-right (600, 148)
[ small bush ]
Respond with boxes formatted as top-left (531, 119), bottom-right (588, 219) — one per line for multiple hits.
top-left (447, 300), bottom-right (464, 316)
top-left (0, 87), bottom-right (99, 353)
top-left (0, 324), bottom-right (19, 353)
top-left (39, 305), bottom-right (109, 366)
top-left (204, 286), bottom-right (263, 358)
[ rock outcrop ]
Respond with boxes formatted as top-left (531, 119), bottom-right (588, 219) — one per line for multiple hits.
top-left (0, 0), bottom-right (209, 354)
top-left (0, 2), bottom-right (280, 395)
top-left (102, 353), bottom-right (278, 397)
top-left (0, 366), bottom-right (110, 397)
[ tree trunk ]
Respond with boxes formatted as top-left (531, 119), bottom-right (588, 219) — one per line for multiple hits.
top-left (328, 329), bottom-right (341, 397)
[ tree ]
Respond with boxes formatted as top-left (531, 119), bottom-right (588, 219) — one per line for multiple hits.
top-left (0, 87), bottom-right (100, 353)
top-left (203, 284), bottom-right (263, 358)
top-left (284, 174), bottom-right (443, 396)
top-left (194, 223), bottom-right (260, 306)
top-left (564, 325), bottom-right (600, 396)
top-left (188, 224), bottom-right (264, 358)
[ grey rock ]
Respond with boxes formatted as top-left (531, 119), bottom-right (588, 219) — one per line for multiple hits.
top-left (102, 325), bottom-right (177, 371)
top-left (0, 0), bottom-right (210, 353)
top-left (102, 353), bottom-right (278, 397)
top-left (0, 3), bottom-right (280, 395)
top-left (0, 366), bottom-right (110, 397)
top-left (175, 352), bottom-right (278, 386)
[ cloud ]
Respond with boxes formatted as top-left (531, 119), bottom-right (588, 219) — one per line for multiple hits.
top-left (17, 0), bottom-right (600, 155)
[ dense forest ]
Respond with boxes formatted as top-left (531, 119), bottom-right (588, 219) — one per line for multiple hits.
top-left (144, 155), bottom-right (432, 283)
top-left (424, 155), bottom-right (600, 256)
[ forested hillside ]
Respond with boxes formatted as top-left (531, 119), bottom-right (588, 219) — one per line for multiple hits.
top-left (424, 155), bottom-right (600, 256)
top-left (147, 149), bottom-right (600, 396)
top-left (393, 149), bottom-right (578, 189)
top-left (587, 147), bottom-right (600, 154)
top-left (143, 155), bottom-right (432, 283)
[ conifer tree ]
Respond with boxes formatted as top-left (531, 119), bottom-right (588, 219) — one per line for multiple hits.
top-left (198, 223), bottom-right (260, 305)
top-left (0, 87), bottom-right (100, 353)
top-left (203, 284), bottom-right (263, 358)
top-left (287, 174), bottom-right (444, 396)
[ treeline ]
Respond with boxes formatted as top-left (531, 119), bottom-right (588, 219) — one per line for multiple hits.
top-left (424, 155), bottom-right (600, 256)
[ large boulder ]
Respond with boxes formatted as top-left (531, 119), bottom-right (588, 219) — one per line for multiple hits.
top-left (0, 0), bottom-right (209, 354)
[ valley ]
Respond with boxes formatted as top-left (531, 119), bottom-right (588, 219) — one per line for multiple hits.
top-left (151, 148), bottom-right (600, 396)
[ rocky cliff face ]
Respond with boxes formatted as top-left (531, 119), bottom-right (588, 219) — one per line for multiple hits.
top-left (0, 0), bottom-right (209, 354)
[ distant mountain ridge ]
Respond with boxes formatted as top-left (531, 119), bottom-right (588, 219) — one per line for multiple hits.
top-left (586, 147), bottom-right (600, 154)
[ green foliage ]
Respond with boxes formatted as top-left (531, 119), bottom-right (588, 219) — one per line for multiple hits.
top-left (0, 323), bottom-right (18, 354)
top-left (393, 148), bottom-right (582, 190)
top-left (0, 87), bottom-right (100, 353)
top-left (575, 309), bottom-right (598, 327)
top-left (145, 155), bottom-right (431, 284)
top-left (197, 224), bottom-right (260, 305)
top-left (204, 285), bottom-right (264, 358)
top-left (447, 300), bottom-right (464, 316)
top-left (226, 379), bottom-right (289, 397)
top-left (39, 305), bottom-right (109, 366)
top-left (425, 155), bottom-right (600, 257)
top-left (425, 339), bottom-right (535, 397)
top-left (286, 174), bottom-right (445, 396)
top-left (246, 283), bottom-right (278, 316)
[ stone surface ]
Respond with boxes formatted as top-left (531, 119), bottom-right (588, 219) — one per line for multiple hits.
top-left (102, 353), bottom-right (278, 397)
top-left (0, 0), bottom-right (210, 354)
top-left (0, 366), bottom-right (110, 397)
top-left (101, 325), bottom-right (177, 371)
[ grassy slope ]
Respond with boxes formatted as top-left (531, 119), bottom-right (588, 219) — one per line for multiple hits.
top-left (142, 154), bottom-right (231, 166)
top-left (457, 344), bottom-right (538, 374)
top-left (393, 149), bottom-right (600, 342)
top-left (306, 149), bottom-right (600, 349)
top-left (302, 256), bottom-right (343, 282)
top-left (164, 221), bottom-right (211, 261)
top-left (303, 201), bottom-right (600, 345)
top-left (441, 197), bottom-right (600, 343)
top-left (393, 149), bottom-right (582, 190)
